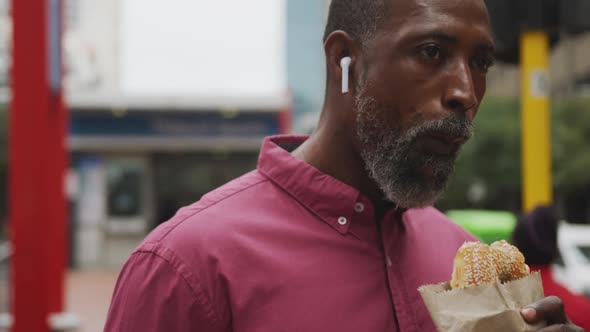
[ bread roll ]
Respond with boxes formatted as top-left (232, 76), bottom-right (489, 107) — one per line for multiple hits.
top-left (450, 242), bottom-right (499, 289)
top-left (491, 240), bottom-right (530, 283)
top-left (450, 240), bottom-right (530, 290)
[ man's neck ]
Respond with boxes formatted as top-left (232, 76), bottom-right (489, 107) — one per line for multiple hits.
top-left (292, 112), bottom-right (392, 216)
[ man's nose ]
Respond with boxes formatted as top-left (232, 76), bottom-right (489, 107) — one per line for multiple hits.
top-left (442, 60), bottom-right (478, 119)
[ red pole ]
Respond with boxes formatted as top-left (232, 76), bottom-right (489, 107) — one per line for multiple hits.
top-left (9, 0), bottom-right (67, 331)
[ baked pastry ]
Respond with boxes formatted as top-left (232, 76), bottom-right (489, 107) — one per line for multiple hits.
top-left (491, 240), bottom-right (530, 283)
top-left (450, 241), bottom-right (499, 289)
top-left (450, 241), bottom-right (530, 289)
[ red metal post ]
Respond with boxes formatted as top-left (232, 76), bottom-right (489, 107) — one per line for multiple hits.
top-left (9, 0), bottom-right (67, 331)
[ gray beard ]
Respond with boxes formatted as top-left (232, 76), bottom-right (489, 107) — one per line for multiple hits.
top-left (354, 90), bottom-right (473, 209)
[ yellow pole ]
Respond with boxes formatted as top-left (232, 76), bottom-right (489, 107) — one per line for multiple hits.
top-left (521, 31), bottom-right (552, 212)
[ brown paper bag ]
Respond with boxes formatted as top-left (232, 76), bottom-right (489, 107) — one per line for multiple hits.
top-left (418, 272), bottom-right (546, 332)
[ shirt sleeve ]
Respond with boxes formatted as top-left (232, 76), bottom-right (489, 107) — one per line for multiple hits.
top-left (103, 250), bottom-right (227, 332)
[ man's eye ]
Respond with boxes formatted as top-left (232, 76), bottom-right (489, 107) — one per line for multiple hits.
top-left (472, 56), bottom-right (495, 73)
top-left (419, 45), bottom-right (441, 60)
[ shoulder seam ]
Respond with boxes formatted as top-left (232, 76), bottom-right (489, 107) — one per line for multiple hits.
top-left (158, 177), bottom-right (269, 240)
top-left (131, 247), bottom-right (224, 327)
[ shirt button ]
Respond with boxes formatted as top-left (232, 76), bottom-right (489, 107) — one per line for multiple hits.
top-left (338, 216), bottom-right (348, 225)
top-left (354, 202), bottom-right (365, 213)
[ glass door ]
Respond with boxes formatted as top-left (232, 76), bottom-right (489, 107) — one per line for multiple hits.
top-left (105, 157), bottom-right (153, 235)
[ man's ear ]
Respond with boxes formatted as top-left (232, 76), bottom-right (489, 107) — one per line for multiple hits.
top-left (324, 31), bottom-right (360, 95)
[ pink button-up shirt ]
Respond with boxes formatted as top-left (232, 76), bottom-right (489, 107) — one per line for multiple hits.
top-left (104, 135), bottom-right (475, 332)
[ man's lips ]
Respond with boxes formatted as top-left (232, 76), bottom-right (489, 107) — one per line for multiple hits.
top-left (427, 132), bottom-right (470, 146)
top-left (418, 133), bottom-right (469, 155)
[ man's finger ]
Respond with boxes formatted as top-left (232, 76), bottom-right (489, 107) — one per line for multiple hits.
top-left (521, 296), bottom-right (568, 325)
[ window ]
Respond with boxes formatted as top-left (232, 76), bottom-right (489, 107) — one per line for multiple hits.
top-left (107, 160), bottom-right (143, 218)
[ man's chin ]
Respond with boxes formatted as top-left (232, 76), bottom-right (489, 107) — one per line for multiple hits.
top-left (361, 146), bottom-right (456, 209)
top-left (381, 166), bottom-right (453, 209)
top-left (382, 179), bottom-right (446, 209)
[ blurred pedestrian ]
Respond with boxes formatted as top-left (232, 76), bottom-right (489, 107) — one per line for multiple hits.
top-left (104, 0), bottom-right (581, 330)
top-left (512, 205), bottom-right (590, 331)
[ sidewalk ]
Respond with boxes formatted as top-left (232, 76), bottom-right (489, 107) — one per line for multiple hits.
top-left (66, 269), bottom-right (120, 332)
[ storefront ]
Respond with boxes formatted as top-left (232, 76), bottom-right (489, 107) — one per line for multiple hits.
top-left (62, 0), bottom-right (290, 268)
top-left (69, 108), bottom-right (288, 268)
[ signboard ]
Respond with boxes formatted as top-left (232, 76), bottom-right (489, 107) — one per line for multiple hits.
top-left (70, 110), bottom-right (280, 137)
top-left (62, 0), bottom-right (286, 109)
top-left (120, 0), bottom-right (286, 102)
top-left (530, 70), bottom-right (549, 98)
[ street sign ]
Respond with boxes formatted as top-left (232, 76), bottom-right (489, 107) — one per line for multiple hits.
top-left (530, 70), bottom-right (549, 98)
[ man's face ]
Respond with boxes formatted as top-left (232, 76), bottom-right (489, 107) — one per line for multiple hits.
top-left (354, 0), bottom-right (494, 208)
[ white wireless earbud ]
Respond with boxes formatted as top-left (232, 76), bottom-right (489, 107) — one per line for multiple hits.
top-left (340, 56), bottom-right (352, 94)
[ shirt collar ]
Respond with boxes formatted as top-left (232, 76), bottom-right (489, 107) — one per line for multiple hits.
top-left (258, 135), bottom-right (362, 234)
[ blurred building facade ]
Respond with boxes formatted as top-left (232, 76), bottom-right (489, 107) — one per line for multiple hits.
top-left (487, 33), bottom-right (590, 97)
top-left (0, 0), bottom-right (9, 102)
top-left (65, 0), bottom-right (290, 268)
top-left (287, 0), bottom-right (329, 133)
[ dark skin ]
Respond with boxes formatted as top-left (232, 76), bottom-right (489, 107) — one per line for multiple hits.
top-left (294, 0), bottom-right (492, 215)
top-left (292, 0), bottom-right (584, 330)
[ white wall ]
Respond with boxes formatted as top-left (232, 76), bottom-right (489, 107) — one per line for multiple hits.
top-left (121, 0), bottom-right (286, 106)
top-left (66, 0), bottom-right (288, 109)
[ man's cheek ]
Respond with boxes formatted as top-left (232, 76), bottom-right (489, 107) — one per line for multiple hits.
top-left (410, 109), bottom-right (425, 120)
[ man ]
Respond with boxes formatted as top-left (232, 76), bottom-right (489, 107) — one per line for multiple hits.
top-left (104, 0), bottom-right (584, 331)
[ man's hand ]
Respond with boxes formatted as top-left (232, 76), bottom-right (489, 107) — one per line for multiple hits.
top-left (521, 296), bottom-right (585, 331)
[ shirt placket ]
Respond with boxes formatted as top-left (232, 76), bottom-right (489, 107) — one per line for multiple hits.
top-left (348, 197), bottom-right (404, 331)
top-left (380, 213), bottom-right (418, 332)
